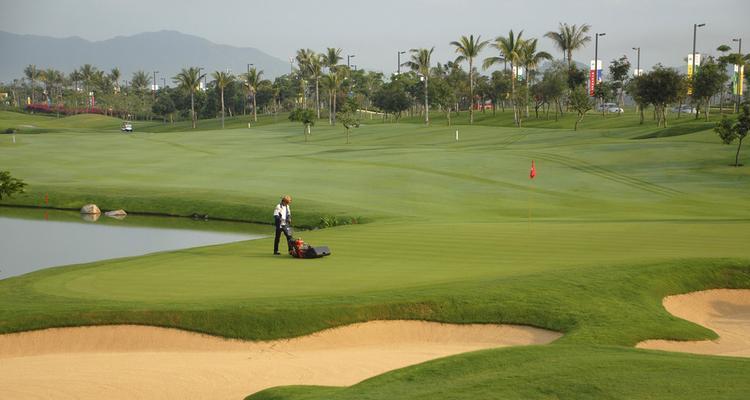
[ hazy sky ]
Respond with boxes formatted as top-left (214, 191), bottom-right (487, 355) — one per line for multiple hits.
top-left (2, 0), bottom-right (748, 74)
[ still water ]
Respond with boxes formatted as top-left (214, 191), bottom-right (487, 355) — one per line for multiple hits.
top-left (0, 208), bottom-right (268, 279)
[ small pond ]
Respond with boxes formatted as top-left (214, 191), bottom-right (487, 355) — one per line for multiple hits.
top-left (0, 207), bottom-right (268, 280)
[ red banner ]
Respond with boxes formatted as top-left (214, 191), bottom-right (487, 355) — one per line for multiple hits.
top-left (589, 70), bottom-right (596, 96)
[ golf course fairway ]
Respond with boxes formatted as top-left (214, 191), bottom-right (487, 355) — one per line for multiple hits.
top-left (1, 109), bottom-right (749, 399)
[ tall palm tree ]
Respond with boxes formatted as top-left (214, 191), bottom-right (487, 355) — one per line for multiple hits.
top-left (243, 67), bottom-right (264, 122)
top-left (544, 23), bottom-right (591, 68)
top-left (131, 71), bottom-right (151, 95)
top-left (323, 67), bottom-right (347, 125)
top-left (38, 69), bottom-right (51, 104)
top-left (211, 71), bottom-right (235, 128)
top-left (79, 64), bottom-right (96, 95)
top-left (484, 30), bottom-right (525, 126)
top-left (322, 47), bottom-right (343, 123)
top-left (173, 67), bottom-right (204, 129)
top-left (402, 47), bottom-right (435, 125)
top-left (451, 35), bottom-right (489, 124)
top-left (109, 68), bottom-right (121, 93)
top-left (308, 55), bottom-right (323, 119)
top-left (296, 48), bottom-right (316, 109)
top-left (323, 47), bottom-right (343, 71)
top-left (519, 38), bottom-right (553, 117)
top-left (24, 64), bottom-right (38, 104)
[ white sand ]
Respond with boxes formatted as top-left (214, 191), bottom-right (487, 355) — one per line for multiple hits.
top-left (0, 320), bottom-right (561, 399)
top-left (637, 289), bottom-right (750, 357)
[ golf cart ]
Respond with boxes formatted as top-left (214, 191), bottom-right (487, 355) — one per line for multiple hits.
top-left (121, 121), bottom-right (133, 133)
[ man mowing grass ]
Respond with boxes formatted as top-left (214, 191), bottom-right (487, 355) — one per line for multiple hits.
top-left (273, 195), bottom-right (293, 255)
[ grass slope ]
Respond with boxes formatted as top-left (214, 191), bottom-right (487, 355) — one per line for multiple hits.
top-left (247, 345), bottom-right (750, 400)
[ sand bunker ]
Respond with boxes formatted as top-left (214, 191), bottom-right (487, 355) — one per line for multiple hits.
top-left (0, 320), bottom-right (560, 400)
top-left (637, 289), bottom-right (750, 357)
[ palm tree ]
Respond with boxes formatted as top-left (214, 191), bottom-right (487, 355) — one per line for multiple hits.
top-left (211, 71), bottom-right (235, 128)
top-left (24, 64), bottom-right (38, 104)
top-left (79, 64), bottom-right (96, 95)
top-left (296, 48), bottom-right (316, 109)
top-left (402, 47), bottom-right (435, 125)
top-left (109, 68), bottom-right (121, 93)
top-left (544, 23), bottom-right (591, 68)
top-left (131, 71), bottom-right (150, 95)
top-left (322, 47), bottom-right (343, 71)
top-left (451, 35), bottom-right (489, 124)
top-left (322, 47), bottom-right (343, 123)
top-left (173, 67), bottom-right (205, 129)
top-left (484, 30), bottom-right (525, 126)
top-left (308, 55), bottom-right (323, 119)
top-left (243, 68), bottom-right (264, 122)
top-left (519, 38), bottom-right (553, 117)
top-left (323, 67), bottom-right (347, 125)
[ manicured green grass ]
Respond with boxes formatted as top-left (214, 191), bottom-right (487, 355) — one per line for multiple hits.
top-left (247, 345), bottom-right (750, 400)
top-left (1, 109), bottom-right (749, 398)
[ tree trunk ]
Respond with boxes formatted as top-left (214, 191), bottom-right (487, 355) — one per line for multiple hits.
top-left (190, 91), bottom-right (196, 129)
top-left (447, 107), bottom-right (452, 127)
top-left (525, 74), bottom-right (530, 118)
top-left (735, 137), bottom-right (744, 167)
top-left (511, 65), bottom-right (518, 127)
top-left (704, 97), bottom-right (710, 121)
top-left (329, 91), bottom-right (333, 125)
top-left (469, 60), bottom-right (474, 124)
top-left (315, 78), bottom-right (321, 119)
top-left (346, 128), bottom-right (350, 144)
top-left (424, 77), bottom-right (429, 125)
top-left (220, 88), bottom-right (225, 129)
top-left (253, 93), bottom-right (257, 122)
top-left (639, 105), bottom-right (644, 125)
top-left (332, 91), bottom-right (337, 124)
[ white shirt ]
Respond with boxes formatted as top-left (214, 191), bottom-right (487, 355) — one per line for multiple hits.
top-left (274, 203), bottom-right (291, 225)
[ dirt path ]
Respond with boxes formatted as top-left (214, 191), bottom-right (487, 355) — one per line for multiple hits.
top-left (637, 289), bottom-right (750, 357)
top-left (0, 320), bottom-right (561, 399)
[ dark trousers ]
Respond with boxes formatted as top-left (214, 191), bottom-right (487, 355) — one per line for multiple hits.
top-left (274, 225), bottom-right (293, 253)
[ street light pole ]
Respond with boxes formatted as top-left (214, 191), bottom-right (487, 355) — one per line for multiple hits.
top-left (692, 23), bottom-right (706, 83)
top-left (398, 51), bottom-right (405, 74)
top-left (347, 54), bottom-right (355, 68)
top-left (152, 70), bottom-right (159, 99)
top-left (733, 38), bottom-right (743, 113)
top-left (632, 47), bottom-right (640, 77)
top-left (594, 33), bottom-right (605, 99)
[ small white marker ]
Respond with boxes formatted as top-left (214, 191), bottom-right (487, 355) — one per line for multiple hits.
top-left (455, 129), bottom-right (459, 142)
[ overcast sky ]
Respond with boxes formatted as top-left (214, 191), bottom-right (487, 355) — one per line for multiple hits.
top-left (2, 0), bottom-right (748, 74)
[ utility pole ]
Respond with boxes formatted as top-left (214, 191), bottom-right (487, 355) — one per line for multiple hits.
top-left (397, 51), bottom-right (405, 74)
top-left (347, 54), bottom-right (355, 68)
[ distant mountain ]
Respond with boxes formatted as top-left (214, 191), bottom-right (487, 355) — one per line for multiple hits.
top-left (0, 30), bottom-right (289, 84)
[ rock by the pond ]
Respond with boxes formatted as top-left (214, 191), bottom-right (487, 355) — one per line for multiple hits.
top-left (105, 209), bottom-right (127, 217)
top-left (80, 204), bottom-right (101, 215)
top-left (105, 209), bottom-right (127, 220)
top-left (80, 213), bottom-right (100, 222)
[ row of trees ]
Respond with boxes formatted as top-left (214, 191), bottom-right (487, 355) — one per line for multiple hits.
top-left (4, 23), bottom-right (748, 131)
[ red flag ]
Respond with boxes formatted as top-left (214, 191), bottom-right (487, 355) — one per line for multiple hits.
top-left (529, 160), bottom-right (536, 179)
